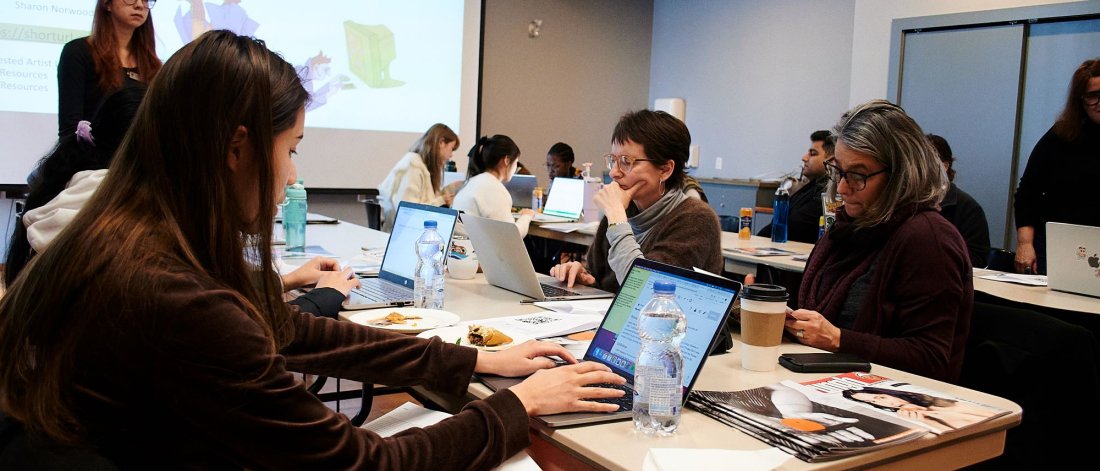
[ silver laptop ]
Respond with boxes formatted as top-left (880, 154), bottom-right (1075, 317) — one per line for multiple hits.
top-left (504, 174), bottom-right (537, 209)
top-left (344, 202), bottom-right (459, 310)
top-left (480, 258), bottom-right (741, 427)
top-left (1046, 222), bottom-right (1100, 298)
top-left (462, 214), bottom-right (613, 301)
top-left (530, 177), bottom-right (585, 223)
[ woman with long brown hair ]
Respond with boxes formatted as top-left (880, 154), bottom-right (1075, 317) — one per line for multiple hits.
top-left (0, 30), bottom-right (624, 468)
top-left (1013, 58), bottom-right (1100, 274)
top-left (377, 123), bottom-right (459, 232)
top-left (57, 0), bottom-right (161, 136)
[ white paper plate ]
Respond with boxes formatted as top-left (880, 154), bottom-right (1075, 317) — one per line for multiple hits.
top-left (348, 308), bottom-right (460, 334)
top-left (417, 325), bottom-right (531, 351)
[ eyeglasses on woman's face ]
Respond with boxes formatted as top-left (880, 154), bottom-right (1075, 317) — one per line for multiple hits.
top-left (1082, 90), bottom-right (1100, 106)
top-left (118, 0), bottom-right (156, 8)
top-left (824, 158), bottom-right (889, 192)
top-left (605, 153), bottom-right (654, 172)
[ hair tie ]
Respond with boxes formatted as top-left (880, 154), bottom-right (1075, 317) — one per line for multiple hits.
top-left (75, 120), bottom-right (96, 146)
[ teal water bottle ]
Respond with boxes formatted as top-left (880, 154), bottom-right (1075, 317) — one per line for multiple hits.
top-left (284, 180), bottom-right (307, 251)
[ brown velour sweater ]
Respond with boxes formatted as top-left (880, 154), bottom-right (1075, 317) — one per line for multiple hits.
top-left (70, 259), bottom-right (529, 470)
top-left (584, 196), bottom-right (723, 292)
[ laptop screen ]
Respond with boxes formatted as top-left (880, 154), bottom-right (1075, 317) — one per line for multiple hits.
top-left (586, 260), bottom-right (740, 393)
top-left (380, 202), bottom-right (458, 284)
top-left (543, 177), bottom-right (585, 218)
top-left (504, 174), bottom-right (537, 209)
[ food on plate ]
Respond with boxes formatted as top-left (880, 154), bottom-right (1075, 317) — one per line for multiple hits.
top-left (467, 325), bottom-right (513, 347)
top-left (369, 311), bottom-right (422, 326)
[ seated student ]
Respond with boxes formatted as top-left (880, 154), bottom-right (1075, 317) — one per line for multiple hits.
top-left (453, 135), bottom-right (536, 237)
top-left (771, 100), bottom-right (973, 382)
top-left (758, 130), bottom-right (834, 243)
top-left (0, 31), bottom-right (626, 469)
top-left (546, 142), bottom-right (582, 181)
top-left (550, 110), bottom-right (723, 291)
top-left (927, 134), bottom-right (991, 268)
top-left (378, 123), bottom-right (459, 232)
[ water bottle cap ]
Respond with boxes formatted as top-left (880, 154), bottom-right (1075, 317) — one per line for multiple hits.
top-left (653, 281), bottom-right (676, 294)
top-left (741, 284), bottom-right (788, 302)
top-left (285, 181), bottom-right (306, 199)
top-left (423, 220), bottom-right (438, 229)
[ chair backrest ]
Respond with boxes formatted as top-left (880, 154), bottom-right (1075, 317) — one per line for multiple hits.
top-left (364, 200), bottom-right (382, 231)
top-left (985, 248), bottom-right (1015, 271)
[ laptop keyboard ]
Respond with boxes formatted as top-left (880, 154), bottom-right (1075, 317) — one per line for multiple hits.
top-left (588, 382), bottom-right (634, 410)
top-left (354, 280), bottom-right (410, 301)
top-left (540, 283), bottom-right (581, 298)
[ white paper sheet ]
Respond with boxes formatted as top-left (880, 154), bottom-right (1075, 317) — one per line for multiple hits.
top-left (643, 447), bottom-right (791, 471)
top-left (533, 298), bottom-right (613, 316)
top-left (363, 402), bottom-right (540, 471)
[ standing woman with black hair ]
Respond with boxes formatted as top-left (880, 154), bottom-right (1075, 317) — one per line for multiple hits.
top-left (453, 135), bottom-right (536, 237)
top-left (57, 0), bottom-right (161, 136)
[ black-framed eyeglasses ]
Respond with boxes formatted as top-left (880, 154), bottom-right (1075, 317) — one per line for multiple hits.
top-left (1082, 91), bottom-right (1100, 106)
top-left (605, 153), bottom-right (653, 172)
top-left (824, 159), bottom-right (889, 192)
top-left (119, 0), bottom-right (156, 7)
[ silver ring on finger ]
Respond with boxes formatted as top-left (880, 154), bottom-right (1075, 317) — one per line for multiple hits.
top-left (795, 329), bottom-right (805, 338)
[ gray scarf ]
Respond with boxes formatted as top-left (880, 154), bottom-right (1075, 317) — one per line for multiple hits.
top-left (628, 188), bottom-right (689, 245)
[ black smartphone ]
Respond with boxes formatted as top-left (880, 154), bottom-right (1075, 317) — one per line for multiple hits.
top-left (778, 353), bottom-right (871, 373)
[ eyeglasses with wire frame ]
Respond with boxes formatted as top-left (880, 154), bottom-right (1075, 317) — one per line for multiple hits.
top-left (604, 153), bottom-right (654, 172)
top-left (824, 159), bottom-right (889, 192)
top-left (119, 0), bottom-right (156, 7)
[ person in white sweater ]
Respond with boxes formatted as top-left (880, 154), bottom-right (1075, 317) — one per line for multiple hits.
top-left (377, 123), bottom-right (459, 232)
top-left (453, 135), bottom-right (534, 237)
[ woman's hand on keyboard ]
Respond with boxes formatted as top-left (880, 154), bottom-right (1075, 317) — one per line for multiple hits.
top-left (549, 261), bottom-right (595, 288)
top-left (315, 267), bottom-right (361, 295)
top-left (475, 340), bottom-right (575, 377)
top-left (282, 257), bottom-right (341, 291)
top-left (509, 362), bottom-right (627, 416)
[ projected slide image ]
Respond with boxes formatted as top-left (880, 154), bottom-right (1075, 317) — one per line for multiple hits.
top-left (0, 0), bottom-right (464, 133)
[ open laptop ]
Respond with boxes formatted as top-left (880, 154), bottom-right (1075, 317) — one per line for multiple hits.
top-left (504, 174), bottom-right (537, 209)
top-left (344, 202), bottom-right (459, 310)
top-left (1046, 222), bottom-right (1100, 298)
top-left (530, 177), bottom-right (585, 223)
top-left (480, 258), bottom-right (741, 427)
top-left (462, 214), bottom-right (612, 301)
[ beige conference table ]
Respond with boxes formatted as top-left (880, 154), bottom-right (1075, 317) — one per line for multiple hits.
top-left (305, 220), bottom-right (1021, 471)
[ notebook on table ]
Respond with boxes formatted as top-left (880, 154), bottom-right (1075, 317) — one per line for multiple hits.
top-left (461, 214), bottom-right (612, 301)
top-left (504, 174), bottom-right (538, 209)
top-left (529, 177), bottom-right (585, 223)
top-left (480, 258), bottom-right (742, 427)
top-left (344, 202), bottom-right (459, 310)
top-left (1046, 222), bottom-right (1100, 298)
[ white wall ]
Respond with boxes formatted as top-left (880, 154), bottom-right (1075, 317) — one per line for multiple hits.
top-left (481, 0), bottom-right (654, 187)
top-left (848, 0), bottom-right (1089, 105)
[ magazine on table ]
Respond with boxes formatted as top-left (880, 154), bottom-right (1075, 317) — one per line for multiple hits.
top-left (688, 382), bottom-right (927, 463)
top-left (797, 372), bottom-right (1009, 435)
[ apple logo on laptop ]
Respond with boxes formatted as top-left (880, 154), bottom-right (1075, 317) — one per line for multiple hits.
top-left (1089, 254), bottom-right (1099, 269)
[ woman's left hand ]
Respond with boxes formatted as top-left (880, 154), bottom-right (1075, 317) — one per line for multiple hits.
top-left (474, 340), bottom-right (577, 377)
top-left (282, 256), bottom-right (341, 291)
top-left (785, 309), bottom-right (842, 351)
top-left (593, 182), bottom-right (639, 223)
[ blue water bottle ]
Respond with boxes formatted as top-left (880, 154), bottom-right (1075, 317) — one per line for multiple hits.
top-left (634, 281), bottom-right (687, 435)
top-left (771, 187), bottom-right (789, 244)
top-left (283, 180), bottom-right (307, 251)
top-left (414, 220), bottom-right (446, 309)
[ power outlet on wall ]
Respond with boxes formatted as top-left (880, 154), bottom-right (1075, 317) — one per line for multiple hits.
top-left (714, 157), bottom-right (723, 170)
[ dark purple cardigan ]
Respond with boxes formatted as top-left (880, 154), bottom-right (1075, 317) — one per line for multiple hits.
top-left (800, 206), bottom-right (973, 382)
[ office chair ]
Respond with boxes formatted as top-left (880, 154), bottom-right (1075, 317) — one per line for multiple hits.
top-left (960, 302), bottom-right (1100, 468)
top-left (307, 376), bottom-right (408, 426)
top-left (984, 248), bottom-right (1016, 272)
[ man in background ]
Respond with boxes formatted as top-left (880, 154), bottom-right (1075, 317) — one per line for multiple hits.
top-left (759, 130), bottom-right (833, 243)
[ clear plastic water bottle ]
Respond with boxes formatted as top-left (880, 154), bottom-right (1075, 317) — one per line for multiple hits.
top-left (283, 180), bottom-right (308, 251)
top-left (771, 187), bottom-right (790, 244)
top-left (413, 220), bottom-right (446, 309)
top-left (633, 281), bottom-right (687, 435)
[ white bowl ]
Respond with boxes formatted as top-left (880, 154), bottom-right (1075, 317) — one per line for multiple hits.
top-left (448, 256), bottom-right (479, 279)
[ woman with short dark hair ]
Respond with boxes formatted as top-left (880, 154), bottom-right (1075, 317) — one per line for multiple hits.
top-left (551, 110), bottom-right (722, 291)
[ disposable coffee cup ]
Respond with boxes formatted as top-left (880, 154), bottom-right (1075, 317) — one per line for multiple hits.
top-left (739, 284), bottom-right (789, 371)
